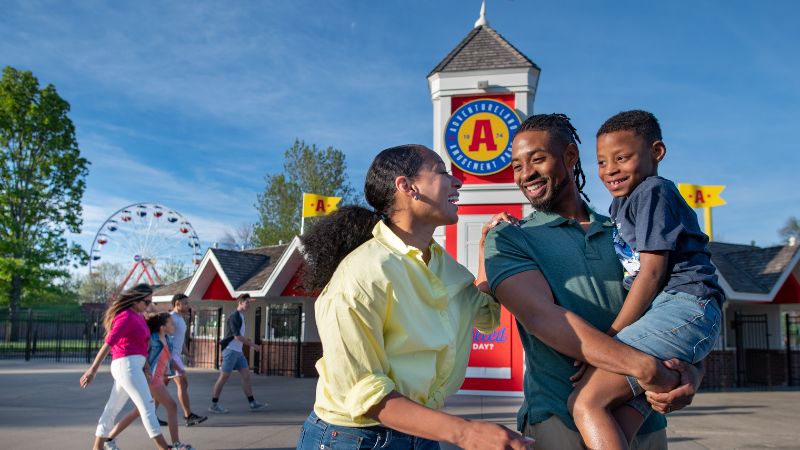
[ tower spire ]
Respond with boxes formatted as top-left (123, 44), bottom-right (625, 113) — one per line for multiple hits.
top-left (474, 0), bottom-right (489, 28)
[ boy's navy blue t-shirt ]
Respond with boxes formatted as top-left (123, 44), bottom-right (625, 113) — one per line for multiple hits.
top-left (609, 176), bottom-right (723, 300)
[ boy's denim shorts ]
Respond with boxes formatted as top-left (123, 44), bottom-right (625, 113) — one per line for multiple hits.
top-left (616, 290), bottom-right (722, 417)
top-left (220, 348), bottom-right (248, 372)
top-left (296, 411), bottom-right (440, 450)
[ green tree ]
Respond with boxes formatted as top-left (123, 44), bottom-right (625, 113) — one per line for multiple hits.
top-left (253, 139), bottom-right (356, 245)
top-left (76, 263), bottom-right (125, 304)
top-left (780, 216), bottom-right (800, 243)
top-left (158, 258), bottom-right (192, 285)
top-left (0, 66), bottom-right (89, 330)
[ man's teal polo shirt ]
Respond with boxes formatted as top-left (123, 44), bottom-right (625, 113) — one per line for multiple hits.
top-left (484, 204), bottom-right (666, 434)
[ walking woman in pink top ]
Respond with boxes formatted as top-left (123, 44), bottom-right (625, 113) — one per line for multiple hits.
top-left (80, 284), bottom-right (171, 450)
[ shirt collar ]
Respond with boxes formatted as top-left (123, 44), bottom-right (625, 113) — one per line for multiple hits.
top-left (372, 221), bottom-right (442, 259)
top-left (525, 202), bottom-right (613, 228)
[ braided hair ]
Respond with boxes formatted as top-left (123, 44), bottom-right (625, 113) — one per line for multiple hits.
top-left (516, 113), bottom-right (590, 203)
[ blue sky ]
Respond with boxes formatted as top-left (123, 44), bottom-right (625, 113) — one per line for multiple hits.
top-left (2, 0), bottom-right (799, 267)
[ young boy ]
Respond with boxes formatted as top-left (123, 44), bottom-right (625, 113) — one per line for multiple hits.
top-left (568, 110), bottom-right (723, 449)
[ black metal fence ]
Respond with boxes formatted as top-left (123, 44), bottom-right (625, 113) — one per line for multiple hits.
top-left (0, 309), bottom-right (107, 363)
top-left (186, 307), bottom-right (223, 370)
top-left (263, 304), bottom-right (302, 377)
top-left (786, 313), bottom-right (800, 386)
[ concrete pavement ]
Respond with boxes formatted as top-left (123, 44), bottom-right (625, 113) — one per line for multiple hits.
top-left (1, 361), bottom-right (798, 449)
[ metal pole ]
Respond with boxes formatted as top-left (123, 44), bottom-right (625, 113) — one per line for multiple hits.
top-left (214, 307), bottom-right (222, 370)
top-left (24, 309), bottom-right (33, 361)
top-left (704, 207), bottom-right (713, 241)
top-left (787, 314), bottom-right (793, 387)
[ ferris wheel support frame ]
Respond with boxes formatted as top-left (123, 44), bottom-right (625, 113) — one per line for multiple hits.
top-left (118, 260), bottom-right (164, 293)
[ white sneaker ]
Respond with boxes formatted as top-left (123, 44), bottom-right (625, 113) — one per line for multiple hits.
top-left (103, 438), bottom-right (121, 450)
top-left (208, 402), bottom-right (229, 414)
top-left (170, 442), bottom-right (194, 450)
top-left (249, 400), bottom-right (268, 411)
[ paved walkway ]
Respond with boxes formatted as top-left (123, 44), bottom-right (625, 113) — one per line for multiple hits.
top-left (1, 361), bottom-right (798, 449)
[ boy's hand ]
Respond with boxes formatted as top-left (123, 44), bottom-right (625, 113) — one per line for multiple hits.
top-left (645, 359), bottom-right (702, 413)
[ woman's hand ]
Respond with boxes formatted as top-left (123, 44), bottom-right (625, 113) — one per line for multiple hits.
top-left (80, 368), bottom-right (96, 388)
top-left (481, 212), bottom-right (520, 244)
top-left (458, 420), bottom-right (534, 450)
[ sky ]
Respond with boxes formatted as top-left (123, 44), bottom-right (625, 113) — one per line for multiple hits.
top-left (2, 0), bottom-right (799, 271)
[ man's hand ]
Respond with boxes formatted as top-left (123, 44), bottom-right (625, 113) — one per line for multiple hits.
top-left (645, 359), bottom-right (703, 414)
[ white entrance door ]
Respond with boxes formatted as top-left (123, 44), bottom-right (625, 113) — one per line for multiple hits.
top-left (457, 214), bottom-right (494, 277)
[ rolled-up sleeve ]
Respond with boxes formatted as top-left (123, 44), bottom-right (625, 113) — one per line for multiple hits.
top-left (317, 288), bottom-right (395, 419)
top-left (470, 288), bottom-right (501, 334)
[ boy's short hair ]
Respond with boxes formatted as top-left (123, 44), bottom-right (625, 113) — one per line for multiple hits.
top-left (597, 110), bottom-right (662, 144)
top-left (237, 293), bottom-right (251, 303)
top-left (171, 293), bottom-right (188, 308)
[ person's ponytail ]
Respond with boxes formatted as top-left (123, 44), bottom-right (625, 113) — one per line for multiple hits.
top-left (299, 205), bottom-right (382, 291)
top-left (299, 144), bottom-right (430, 291)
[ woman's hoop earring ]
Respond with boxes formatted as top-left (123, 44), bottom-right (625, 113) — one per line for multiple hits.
top-left (413, 194), bottom-right (420, 200)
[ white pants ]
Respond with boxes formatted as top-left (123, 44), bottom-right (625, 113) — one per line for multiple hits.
top-left (95, 355), bottom-right (161, 438)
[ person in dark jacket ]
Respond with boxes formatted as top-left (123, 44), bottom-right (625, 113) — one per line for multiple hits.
top-left (209, 294), bottom-right (267, 413)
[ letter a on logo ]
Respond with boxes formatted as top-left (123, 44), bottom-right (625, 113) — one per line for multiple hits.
top-left (694, 190), bottom-right (705, 205)
top-left (315, 199), bottom-right (326, 212)
top-left (468, 120), bottom-right (497, 151)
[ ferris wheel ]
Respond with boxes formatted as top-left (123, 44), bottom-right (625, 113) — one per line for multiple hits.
top-left (89, 203), bottom-right (202, 288)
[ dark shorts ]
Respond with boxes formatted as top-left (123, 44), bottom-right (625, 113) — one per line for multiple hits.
top-left (296, 411), bottom-right (440, 450)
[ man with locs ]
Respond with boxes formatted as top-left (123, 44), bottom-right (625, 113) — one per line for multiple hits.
top-left (208, 294), bottom-right (267, 413)
top-left (484, 114), bottom-right (704, 449)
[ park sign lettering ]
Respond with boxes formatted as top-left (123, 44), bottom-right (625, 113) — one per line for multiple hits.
top-left (445, 99), bottom-right (521, 176)
top-left (472, 326), bottom-right (508, 351)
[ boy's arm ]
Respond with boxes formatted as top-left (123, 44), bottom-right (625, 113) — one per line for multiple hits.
top-left (607, 250), bottom-right (669, 335)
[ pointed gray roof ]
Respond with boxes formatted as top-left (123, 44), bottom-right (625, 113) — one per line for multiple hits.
top-left (708, 242), bottom-right (799, 294)
top-left (429, 25), bottom-right (539, 77)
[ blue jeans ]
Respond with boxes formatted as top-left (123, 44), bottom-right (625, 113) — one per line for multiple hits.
top-left (616, 290), bottom-right (722, 416)
top-left (296, 411), bottom-right (441, 450)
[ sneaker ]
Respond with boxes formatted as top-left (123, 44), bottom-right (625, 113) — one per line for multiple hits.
top-left (158, 418), bottom-right (168, 426)
top-left (103, 438), bottom-right (121, 450)
top-left (170, 442), bottom-right (194, 450)
top-left (208, 402), bottom-right (229, 414)
top-left (185, 412), bottom-right (208, 427)
top-left (249, 400), bottom-right (268, 411)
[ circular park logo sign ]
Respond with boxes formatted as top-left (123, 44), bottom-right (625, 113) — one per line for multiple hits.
top-left (444, 99), bottom-right (521, 175)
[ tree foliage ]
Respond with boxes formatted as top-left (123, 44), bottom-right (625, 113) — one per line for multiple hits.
top-left (75, 263), bottom-right (125, 305)
top-left (220, 223), bottom-right (256, 250)
top-left (253, 139), bottom-right (356, 246)
top-left (0, 66), bottom-right (89, 316)
top-left (779, 216), bottom-right (800, 243)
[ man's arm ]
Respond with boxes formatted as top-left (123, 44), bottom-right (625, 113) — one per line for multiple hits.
top-left (494, 270), bottom-right (676, 391)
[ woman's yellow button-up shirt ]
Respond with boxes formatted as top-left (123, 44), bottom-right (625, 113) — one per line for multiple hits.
top-left (313, 221), bottom-right (501, 427)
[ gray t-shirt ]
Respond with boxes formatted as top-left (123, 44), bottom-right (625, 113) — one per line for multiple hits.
top-left (609, 176), bottom-right (722, 300)
top-left (169, 311), bottom-right (187, 360)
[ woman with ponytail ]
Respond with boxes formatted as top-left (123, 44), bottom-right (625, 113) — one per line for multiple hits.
top-left (80, 284), bottom-right (171, 450)
top-left (296, 145), bottom-right (533, 450)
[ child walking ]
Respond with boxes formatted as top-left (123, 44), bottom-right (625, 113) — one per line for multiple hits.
top-left (104, 312), bottom-right (194, 450)
top-left (80, 284), bottom-right (171, 450)
top-left (568, 110), bottom-right (723, 450)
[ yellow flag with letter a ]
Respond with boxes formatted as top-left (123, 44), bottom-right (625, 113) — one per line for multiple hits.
top-left (302, 193), bottom-right (342, 218)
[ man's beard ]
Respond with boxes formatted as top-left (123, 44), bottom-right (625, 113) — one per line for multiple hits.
top-left (528, 176), bottom-right (570, 212)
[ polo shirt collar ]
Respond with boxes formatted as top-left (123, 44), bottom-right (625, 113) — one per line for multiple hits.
top-left (372, 221), bottom-right (442, 259)
top-left (527, 202), bottom-right (613, 228)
